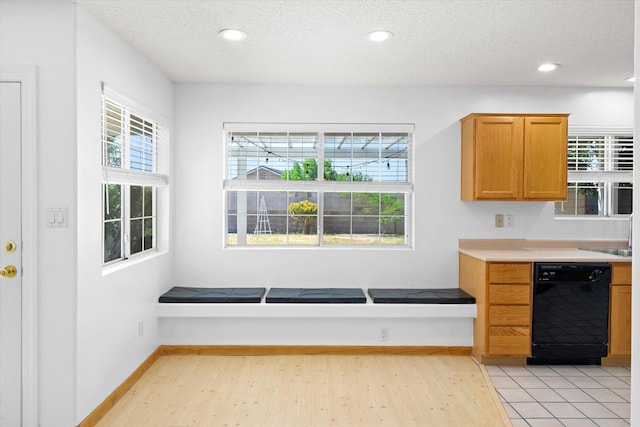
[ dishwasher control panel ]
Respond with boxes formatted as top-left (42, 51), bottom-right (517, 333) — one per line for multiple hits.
top-left (534, 262), bottom-right (611, 283)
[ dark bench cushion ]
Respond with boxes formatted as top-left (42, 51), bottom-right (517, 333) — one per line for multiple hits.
top-left (159, 287), bottom-right (266, 303)
top-left (368, 288), bottom-right (476, 304)
top-left (265, 288), bottom-right (367, 303)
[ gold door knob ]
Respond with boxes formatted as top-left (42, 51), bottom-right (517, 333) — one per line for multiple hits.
top-left (0, 265), bottom-right (17, 278)
top-left (5, 241), bottom-right (16, 253)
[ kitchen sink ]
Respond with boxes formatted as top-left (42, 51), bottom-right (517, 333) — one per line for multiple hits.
top-left (580, 248), bottom-right (632, 257)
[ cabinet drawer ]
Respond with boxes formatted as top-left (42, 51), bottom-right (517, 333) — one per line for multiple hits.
top-left (489, 284), bottom-right (530, 304)
top-left (488, 326), bottom-right (530, 356)
top-left (489, 305), bottom-right (531, 325)
top-left (611, 263), bottom-right (632, 285)
top-left (489, 263), bottom-right (531, 283)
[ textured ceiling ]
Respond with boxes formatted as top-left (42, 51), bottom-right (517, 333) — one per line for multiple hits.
top-left (76, 0), bottom-right (635, 87)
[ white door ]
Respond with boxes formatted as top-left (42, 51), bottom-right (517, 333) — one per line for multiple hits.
top-left (0, 81), bottom-right (23, 426)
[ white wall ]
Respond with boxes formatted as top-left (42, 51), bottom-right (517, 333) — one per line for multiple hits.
top-left (1, 2), bottom-right (174, 425)
top-left (0, 2), bottom-right (78, 425)
top-left (630, 2), bottom-right (639, 424)
top-left (75, 6), bottom-right (174, 425)
top-left (173, 84), bottom-right (633, 290)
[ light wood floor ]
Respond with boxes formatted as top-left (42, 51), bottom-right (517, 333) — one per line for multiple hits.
top-left (97, 354), bottom-right (509, 426)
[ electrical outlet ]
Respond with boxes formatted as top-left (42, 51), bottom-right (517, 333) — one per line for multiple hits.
top-left (380, 327), bottom-right (389, 342)
top-left (138, 320), bottom-right (144, 337)
top-left (495, 214), bottom-right (504, 228)
top-left (505, 214), bottom-right (514, 227)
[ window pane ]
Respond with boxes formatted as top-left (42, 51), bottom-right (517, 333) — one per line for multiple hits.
top-left (281, 133), bottom-right (319, 181)
top-left (288, 197), bottom-right (318, 237)
top-left (286, 217), bottom-right (318, 245)
top-left (381, 133), bottom-right (409, 182)
top-left (323, 192), bottom-right (407, 246)
top-left (130, 218), bottom-right (143, 254)
top-left (104, 221), bottom-right (121, 262)
top-left (103, 101), bottom-right (123, 168)
top-left (568, 136), bottom-right (605, 171)
top-left (227, 191), bottom-right (318, 246)
top-left (614, 136), bottom-right (633, 171)
top-left (130, 185), bottom-right (143, 218)
top-left (351, 216), bottom-right (380, 245)
top-left (351, 133), bottom-right (378, 181)
top-left (227, 132), bottom-right (318, 182)
top-left (130, 114), bottom-right (154, 172)
top-left (144, 218), bottom-right (153, 250)
top-left (144, 186), bottom-right (153, 216)
top-left (257, 133), bottom-right (287, 179)
top-left (353, 193), bottom-right (380, 215)
top-left (324, 133), bottom-right (354, 181)
top-left (555, 183), bottom-right (604, 216)
top-left (227, 132), bottom-right (257, 180)
top-left (323, 217), bottom-right (352, 244)
top-left (613, 182), bottom-right (633, 215)
top-left (104, 184), bottom-right (122, 220)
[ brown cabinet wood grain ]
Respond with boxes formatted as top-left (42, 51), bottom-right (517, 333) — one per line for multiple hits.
top-left (459, 255), bottom-right (532, 362)
top-left (460, 113), bottom-right (568, 201)
top-left (488, 284), bottom-right (530, 305)
top-left (609, 263), bottom-right (632, 358)
top-left (488, 327), bottom-right (531, 355)
top-left (489, 305), bottom-right (531, 325)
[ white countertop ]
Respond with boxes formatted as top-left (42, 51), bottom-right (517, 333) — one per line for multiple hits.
top-left (459, 247), bottom-right (631, 262)
top-left (458, 240), bottom-right (632, 262)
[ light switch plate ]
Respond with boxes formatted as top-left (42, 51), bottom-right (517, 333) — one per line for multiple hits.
top-left (46, 207), bottom-right (68, 228)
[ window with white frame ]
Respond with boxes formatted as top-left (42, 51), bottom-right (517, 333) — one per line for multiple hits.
top-left (224, 123), bottom-right (413, 247)
top-left (102, 86), bottom-right (168, 264)
top-left (555, 128), bottom-right (633, 217)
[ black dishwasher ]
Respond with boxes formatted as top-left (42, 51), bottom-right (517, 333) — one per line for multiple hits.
top-left (529, 262), bottom-right (611, 365)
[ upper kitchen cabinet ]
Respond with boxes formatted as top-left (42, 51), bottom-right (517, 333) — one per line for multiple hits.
top-left (460, 113), bottom-right (569, 201)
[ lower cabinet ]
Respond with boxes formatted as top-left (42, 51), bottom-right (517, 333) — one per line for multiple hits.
top-left (609, 263), bottom-right (632, 358)
top-left (460, 254), bottom-right (631, 365)
top-left (459, 254), bottom-right (532, 363)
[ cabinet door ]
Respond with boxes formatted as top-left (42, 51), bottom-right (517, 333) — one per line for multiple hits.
top-left (473, 116), bottom-right (523, 199)
top-left (522, 116), bottom-right (568, 200)
top-left (488, 326), bottom-right (530, 356)
top-left (609, 285), bottom-right (632, 357)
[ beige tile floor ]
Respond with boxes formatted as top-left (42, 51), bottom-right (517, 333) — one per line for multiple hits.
top-left (487, 364), bottom-right (631, 427)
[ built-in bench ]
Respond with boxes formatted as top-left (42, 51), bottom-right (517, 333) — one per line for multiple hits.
top-left (156, 287), bottom-right (477, 348)
top-left (159, 286), bottom-right (266, 303)
top-left (368, 288), bottom-right (476, 304)
top-left (157, 286), bottom-right (476, 318)
top-left (265, 287), bottom-right (367, 304)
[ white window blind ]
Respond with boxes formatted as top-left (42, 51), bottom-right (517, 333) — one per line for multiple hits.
top-left (567, 134), bottom-right (633, 183)
top-left (101, 85), bottom-right (169, 186)
top-left (555, 127), bottom-right (633, 217)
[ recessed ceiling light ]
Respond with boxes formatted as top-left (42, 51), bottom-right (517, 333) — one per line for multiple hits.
top-left (219, 29), bottom-right (247, 41)
top-left (367, 30), bottom-right (394, 42)
top-left (538, 63), bottom-right (561, 72)
top-left (625, 76), bottom-right (635, 83)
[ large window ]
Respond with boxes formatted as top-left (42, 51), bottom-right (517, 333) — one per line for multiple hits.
top-left (102, 87), bottom-right (168, 264)
top-left (224, 124), bottom-right (413, 247)
top-left (555, 128), bottom-right (633, 217)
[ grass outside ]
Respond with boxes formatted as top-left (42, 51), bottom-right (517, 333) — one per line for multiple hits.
top-left (226, 233), bottom-right (406, 246)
